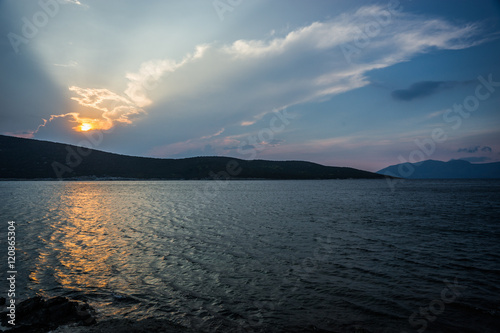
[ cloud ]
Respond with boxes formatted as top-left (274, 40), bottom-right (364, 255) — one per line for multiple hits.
top-left (240, 120), bottom-right (256, 126)
top-left (200, 128), bottom-right (225, 140)
top-left (149, 127), bottom-right (226, 157)
top-left (459, 156), bottom-right (491, 163)
top-left (68, 86), bottom-right (144, 129)
top-left (457, 145), bottom-right (493, 153)
top-left (137, 5), bottom-right (486, 122)
top-left (458, 145), bottom-right (480, 153)
top-left (32, 45), bottom-right (209, 135)
top-left (391, 81), bottom-right (460, 101)
top-left (133, 5), bottom-right (488, 157)
top-left (221, 7), bottom-right (485, 61)
top-left (53, 61), bottom-right (78, 68)
top-left (60, 0), bottom-right (86, 7)
top-left (124, 45), bottom-right (209, 107)
top-left (3, 130), bottom-right (37, 139)
top-left (28, 4), bottom-right (489, 152)
top-left (424, 109), bottom-right (448, 120)
top-left (54, 0), bottom-right (89, 9)
top-left (35, 86), bottom-right (145, 134)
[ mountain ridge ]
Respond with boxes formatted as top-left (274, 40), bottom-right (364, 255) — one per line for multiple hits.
top-left (377, 159), bottom-right (500, 179)
top-left (0, 134), bottom-right (387, 180)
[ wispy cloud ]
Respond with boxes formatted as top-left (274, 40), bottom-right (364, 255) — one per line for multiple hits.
top-left (200, 128), bottom-right (225, 140)
top-left (137, 6), bottom-right (490, 158)
top-left (392, 81), bottom-right (459, 101)
top-left (34, 5), bottom-right (489, 145)
top-left (37, 45), bottom-right (209, 133)
top-left (124, 45), bottom-right (209, 107)
top-left (149, 128), bottom-right (227, 157)
top-left (53, 61), bottom-right (78, 68)
top-left (458, 145), bottom-right (481, 153)
top-left (68, 86), bottom-right (145, 128)
top-left (3, 131), bottom-right (37, 139)
top-left (37, 86), bottom-right (145, 133)
top-left (457, 145), bottom-right (493, 153)
top-left (60, 0), bottom-right (86, 7)
top-left (459, 156), bottom-right (491, 163)
top-left (138, 5), bottom-right (487, 122)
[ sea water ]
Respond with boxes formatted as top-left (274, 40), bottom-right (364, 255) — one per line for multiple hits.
top-left (0, 180), bottom-right (499, 332)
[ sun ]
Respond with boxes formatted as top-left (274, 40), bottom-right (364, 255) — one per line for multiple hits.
top-left (80, 123), bottom-right (93, 131)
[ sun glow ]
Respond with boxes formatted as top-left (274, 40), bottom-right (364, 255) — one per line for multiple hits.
top-left (80, 123), bottom-right (93, 131)
top-left (70, 116), bottom-right (113, 132)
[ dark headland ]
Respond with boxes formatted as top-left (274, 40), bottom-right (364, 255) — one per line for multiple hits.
top-left (0, 134), bottom-right (387, 180)
top-left (378, 159), bottom-right (500, 179)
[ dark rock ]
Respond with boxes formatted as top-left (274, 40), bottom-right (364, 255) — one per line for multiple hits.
top-left (79, 318), bottom-right (192, 332)
top-left (0, 296), bottom-right (96, 332)
top-left (0, 297), bottom-right (5, 305)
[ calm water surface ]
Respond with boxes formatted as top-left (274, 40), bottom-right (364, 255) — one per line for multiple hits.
top-left (0, 180), bottom-right (499, 332)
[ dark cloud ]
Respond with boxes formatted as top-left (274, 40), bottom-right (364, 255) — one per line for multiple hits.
top-left (458, 146), bottom-right (480, 153)
top-left (162, 144), bottom-right (217, 159)
top-left (391, 81), bottom-right (459, 101)
top-left (459, 157), bottom-right (491, 163)
top-left (457, 146), bottom-right (493, 153)
top-left (269, 139), bottom-right (284, 146)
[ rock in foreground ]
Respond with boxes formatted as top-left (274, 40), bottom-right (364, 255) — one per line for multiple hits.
top-left (0, 296), bottom-right (95, 332)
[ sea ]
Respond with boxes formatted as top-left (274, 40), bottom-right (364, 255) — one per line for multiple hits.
top-left (0, 180), bottom-right (499, 332)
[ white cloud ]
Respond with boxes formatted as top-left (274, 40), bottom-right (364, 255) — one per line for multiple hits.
top-left (200, 128), bottom-right (225, 140)
top-left (149, 128), bottom-right (228, 157)
top-left (39, 86), bottom-right (145, 131)
top-left (38, 4), bottom-right (488, 151)
top-left (59, 0), bottom-right (86, 6)
top-left (140, 5), bottom-right (485, 117)
top-left (133, 5), bottom-right (487, 157)
top-left (124, 59), bottom-right (178, 107)
top-left (124, 44), bottom-right (209, 107)
top-left (53, 60), bottom-right (78, 67)
top-left (69, 86), bottom-right (144, 126)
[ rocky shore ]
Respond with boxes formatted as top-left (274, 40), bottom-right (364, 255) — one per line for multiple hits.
top-left (0, 296), bottom-right (192, 333)
top-left (0, 296), bottom-right (94, 332)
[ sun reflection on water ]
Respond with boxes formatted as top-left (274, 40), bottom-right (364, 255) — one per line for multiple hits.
top-left (30, 183), bottom-right (135, 295)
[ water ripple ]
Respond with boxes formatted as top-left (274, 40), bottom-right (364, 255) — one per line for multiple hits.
top-left (0, 180), bottom-right (499, 332)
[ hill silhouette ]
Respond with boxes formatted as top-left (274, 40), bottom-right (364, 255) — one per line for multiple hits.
top-left (377, 159), bottom-right (500, 179)
top-left (0, 135), bottom-right (387, 180)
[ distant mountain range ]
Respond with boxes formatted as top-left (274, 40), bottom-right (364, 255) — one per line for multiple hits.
top-left (0, 135), bottom-right (386, 180)
top-left (377, 159), bottom-right (500, 179)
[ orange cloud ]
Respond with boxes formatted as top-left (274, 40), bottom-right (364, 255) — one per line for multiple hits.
top-left (34, 86), bottom-right (146, 134)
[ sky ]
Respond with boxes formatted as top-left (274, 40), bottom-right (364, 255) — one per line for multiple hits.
top-left (1, 0), bottom-right (500, 172)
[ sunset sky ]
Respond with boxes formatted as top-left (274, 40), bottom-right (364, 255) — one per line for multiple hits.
top-left (1, 0), bottom-right (499, 171)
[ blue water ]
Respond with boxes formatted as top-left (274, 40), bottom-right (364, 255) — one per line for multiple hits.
top-left (1, 180), bottom-right (499, 332)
